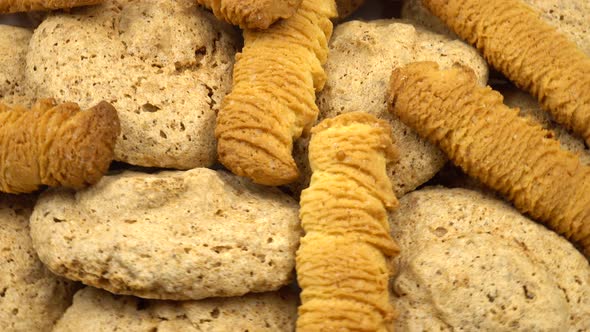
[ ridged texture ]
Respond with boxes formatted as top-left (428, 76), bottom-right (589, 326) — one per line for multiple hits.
top-left (215, 0), bottom-right (337, 186)
top-left (195, 0), bottom-right (302, 29)
top-left (422, 0), bottom-right (590, 146)
top-left (0, 99), bottom-right (120, 194)
top-left (0, 0), bottom-right (102, 13)
top-left (297, 112), bottom-right (400, 331)
top-left (388, 62), bottom-right (590, 257)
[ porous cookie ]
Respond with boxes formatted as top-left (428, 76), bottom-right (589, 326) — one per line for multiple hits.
top-left (26, 0), bottom-right (238, 169)
top-left (0, 25), bottom-right (32, 106)
top-left (0, 0), bottom-right (102, 13)
top-left (30, 168), bottom-right (300, 300)
top-left (402, 0), bottom-right (590, 56)
top-left (53, 287), bottom-right (298, 332)
top-left (0, 195), bottom-right (77, 332)
top-left (291, 19), bottom-right (488, 197)
top-left (389, 187), bottom-right (590, 331)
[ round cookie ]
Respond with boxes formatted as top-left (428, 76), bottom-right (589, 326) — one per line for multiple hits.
top-left (402, 0), bottom-right (590, 56)
top-left (0, 25), bottom-right (33, 106)
top-left (54, 287), bottom-right (297, 332)
top-left (0, 194), bottom-right (78, 332)
top-left (30, 168), bottom-right (300, 300)
top-left (389, 187), bottom-right (590, 331)
top-left (290, 20), bottom-right (488, 198)
top-left (26, 0), bottom-right (238, 169)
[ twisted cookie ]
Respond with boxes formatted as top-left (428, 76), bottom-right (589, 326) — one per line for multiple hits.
top-left (195, 0), bottom-right (302, 29)
top-left (422, 0), bottom-right (590, 146)
top-left (216, 0), bottom-right (336, 186)
top-left (0, 99), bottom-right (120, 194)
top-left (388, 62), bottom-right (590, 256)
top-left (297, 112), bottom-right (400, 331)
top-left (0, 0), bottom-right (102, 13)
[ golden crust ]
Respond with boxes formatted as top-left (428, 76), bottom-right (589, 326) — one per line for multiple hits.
top-left (422, 0), bottom-right (590, 146)
top-left (297, 112), bottom-right (399, 331)
top-left (0, 99), bottom-right (120, 193)
top-left (215, 0), bottom-right (337, 186)
top-left (0, 0), bottom-right (102, 13)
top-left (388, 61), bottom-right (590, 257)
top-left (195, 0), bottom-right (303, 29)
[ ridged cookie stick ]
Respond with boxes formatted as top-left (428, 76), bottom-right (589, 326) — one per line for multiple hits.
top-left (388, 62), bottom-right (590, 256)
top-left (195, 0), bottom-right (302, 30)
top-left (297, 112), bottom-right (400, 331)
top-left (0, 99), bottom-right (120, 194)
top-left (422, 0), bottom-right (590, 146)
top-left (215, 0), bottom-right (337, 186)
top-left (0, 0), bottom-right (102, 13)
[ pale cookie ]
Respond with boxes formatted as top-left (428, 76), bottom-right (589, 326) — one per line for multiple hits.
top-left (0, 25), bottom-right (33, 106)
top-left (30, 168), bottom-right (300, 300)
top-left (389, 187), bottom-right (590, 331)
top-left (53, 287), bottom-right (298, 332)
top-left (0, 195), bottom-right (77, 332)
top-left (290, 19), bottom-right (488, 197)
top-left (26, 0), bottom-right (238, 169)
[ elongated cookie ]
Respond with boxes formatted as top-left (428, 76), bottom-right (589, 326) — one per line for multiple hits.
top-left (215, 0), bottom-right (337, 186)
top-left (30, 168), bottom-right (300, 300)
top-left (297, 112), bottom-right (400, 331)
top-left (0, 0), bottom-right (101, 13)
top-left (422, 0), bottom-right (590, 146)
top-left (0, 99), bottom-right (119, 194)
top-left (195, 0), bottom-right (302, 29)
top-left (0, 25), bottom-right (32, 106)
top-left (26, 0), bottom-right (238, 169)
top-left (0, 194), bottom-right (78, 332)
top-left (290, 19), bottom-right (488, 197)
top-left (389, 187), bottom-right (590, 331)
top-left (388, 61), bottom-right (590, 256)
top-left (53, 287), bottom-right (298, 332)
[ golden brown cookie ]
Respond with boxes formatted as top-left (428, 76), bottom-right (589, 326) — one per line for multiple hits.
top-left (422, 0), bottom-right (590, 147)
top-left (0, 0), bottom-right (102, 13)
top-left (388, 61), bottom-right (590, 257)
top-left (195, 0), bottom-right (302, 29)
top-left (297, 112), bottom-right (399, 331)
top-left (0, 99), bottom-right (119, 194)
top-left (215, 0), bottom-right (337, 186)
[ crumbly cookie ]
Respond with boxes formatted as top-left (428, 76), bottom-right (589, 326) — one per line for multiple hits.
top-left (195, 0), bottom-right (302, 29)
top-left (26, 0), bottom-right (238, 169)
top-left (0, 194), bottom-right (78, 332)
top-left (30, 168), bottom-right (300, 300)
top-left (290, 19), bottom-right (488, 197)
top-left (389, 187), bottom-right (590, 331)
top-left (53, 287), bottom-right (298, 332)
top-left (402, 0), bottom-right (590, 56)
top-left (0, 0), bottom-right (102, 13)
top-left (0, 25), bottom-right (32, 106)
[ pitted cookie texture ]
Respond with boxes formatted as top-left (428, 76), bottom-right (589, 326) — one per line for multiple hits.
top-left (0, 195), bottom-right (77, 332)
top-left (290, 19), bottom-right (488, 197)
top-left (53, 287), bottom-right (298, 332)
top-left (26, 0), bottom-right (238, 169)
top-left (195, 0), bottom-right (302, 29)
top-left (389, 187), bottom-right (590, 331)
top-left (0, 25), bottom-right (32, 106)
top-left (30, 168), bottom-right (300, 300)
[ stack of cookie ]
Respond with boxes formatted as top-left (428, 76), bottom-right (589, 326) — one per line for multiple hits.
top-left (0, 0), bottom-right (589, 331)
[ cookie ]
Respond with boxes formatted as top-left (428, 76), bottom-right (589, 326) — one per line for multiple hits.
top-left (30, 168), bottom-right (300, 300)
top-left (53, 287), bottom-right (298, 332)
top-left (290, 19), bottom-right (488, 197)
top-left (0, 194), bottom-right (77, 332)
top-left (0, 25), bottom-right (32, 106)
top-left (389, 187), bottom-right (590, 331)
top-left (26, 0), bottom-right (238, 169)
top-left (402, 0), bottom-right (590, 56)
top-left (0, 0), bottom-right (102, 13)
top-left (195, 0), bottom-right (302, 29)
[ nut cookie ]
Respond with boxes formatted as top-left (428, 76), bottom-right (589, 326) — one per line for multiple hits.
top-left (53, 287), bottom-right (298, 332)
top-left (389, 187), bottom-right (590, 331)
top-left (30, 168), bottom-right (300, 300)
top-left (0, 25), bottom-right (32, 106)
top-left (26, 0), bottom-right (238, 169)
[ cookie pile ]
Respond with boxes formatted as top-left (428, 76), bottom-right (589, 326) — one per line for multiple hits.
top-left (0, 0), bottom-right (589, 331)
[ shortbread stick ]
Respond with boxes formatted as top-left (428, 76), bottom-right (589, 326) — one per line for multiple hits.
top-left (388, 62), bottom-right (590, 256)
top-left (0, 0), bottom-right (102, 13)
top-left (215, 0), bottom-right (336, 186)
top-left (0, 99), bottom-right (120, 194)
top-left (422, 0), bottom-right (590, 146)
top-left (195, 0), bottom-right (302, 30)
top-left (297, 112), bottom-right (400, 331)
